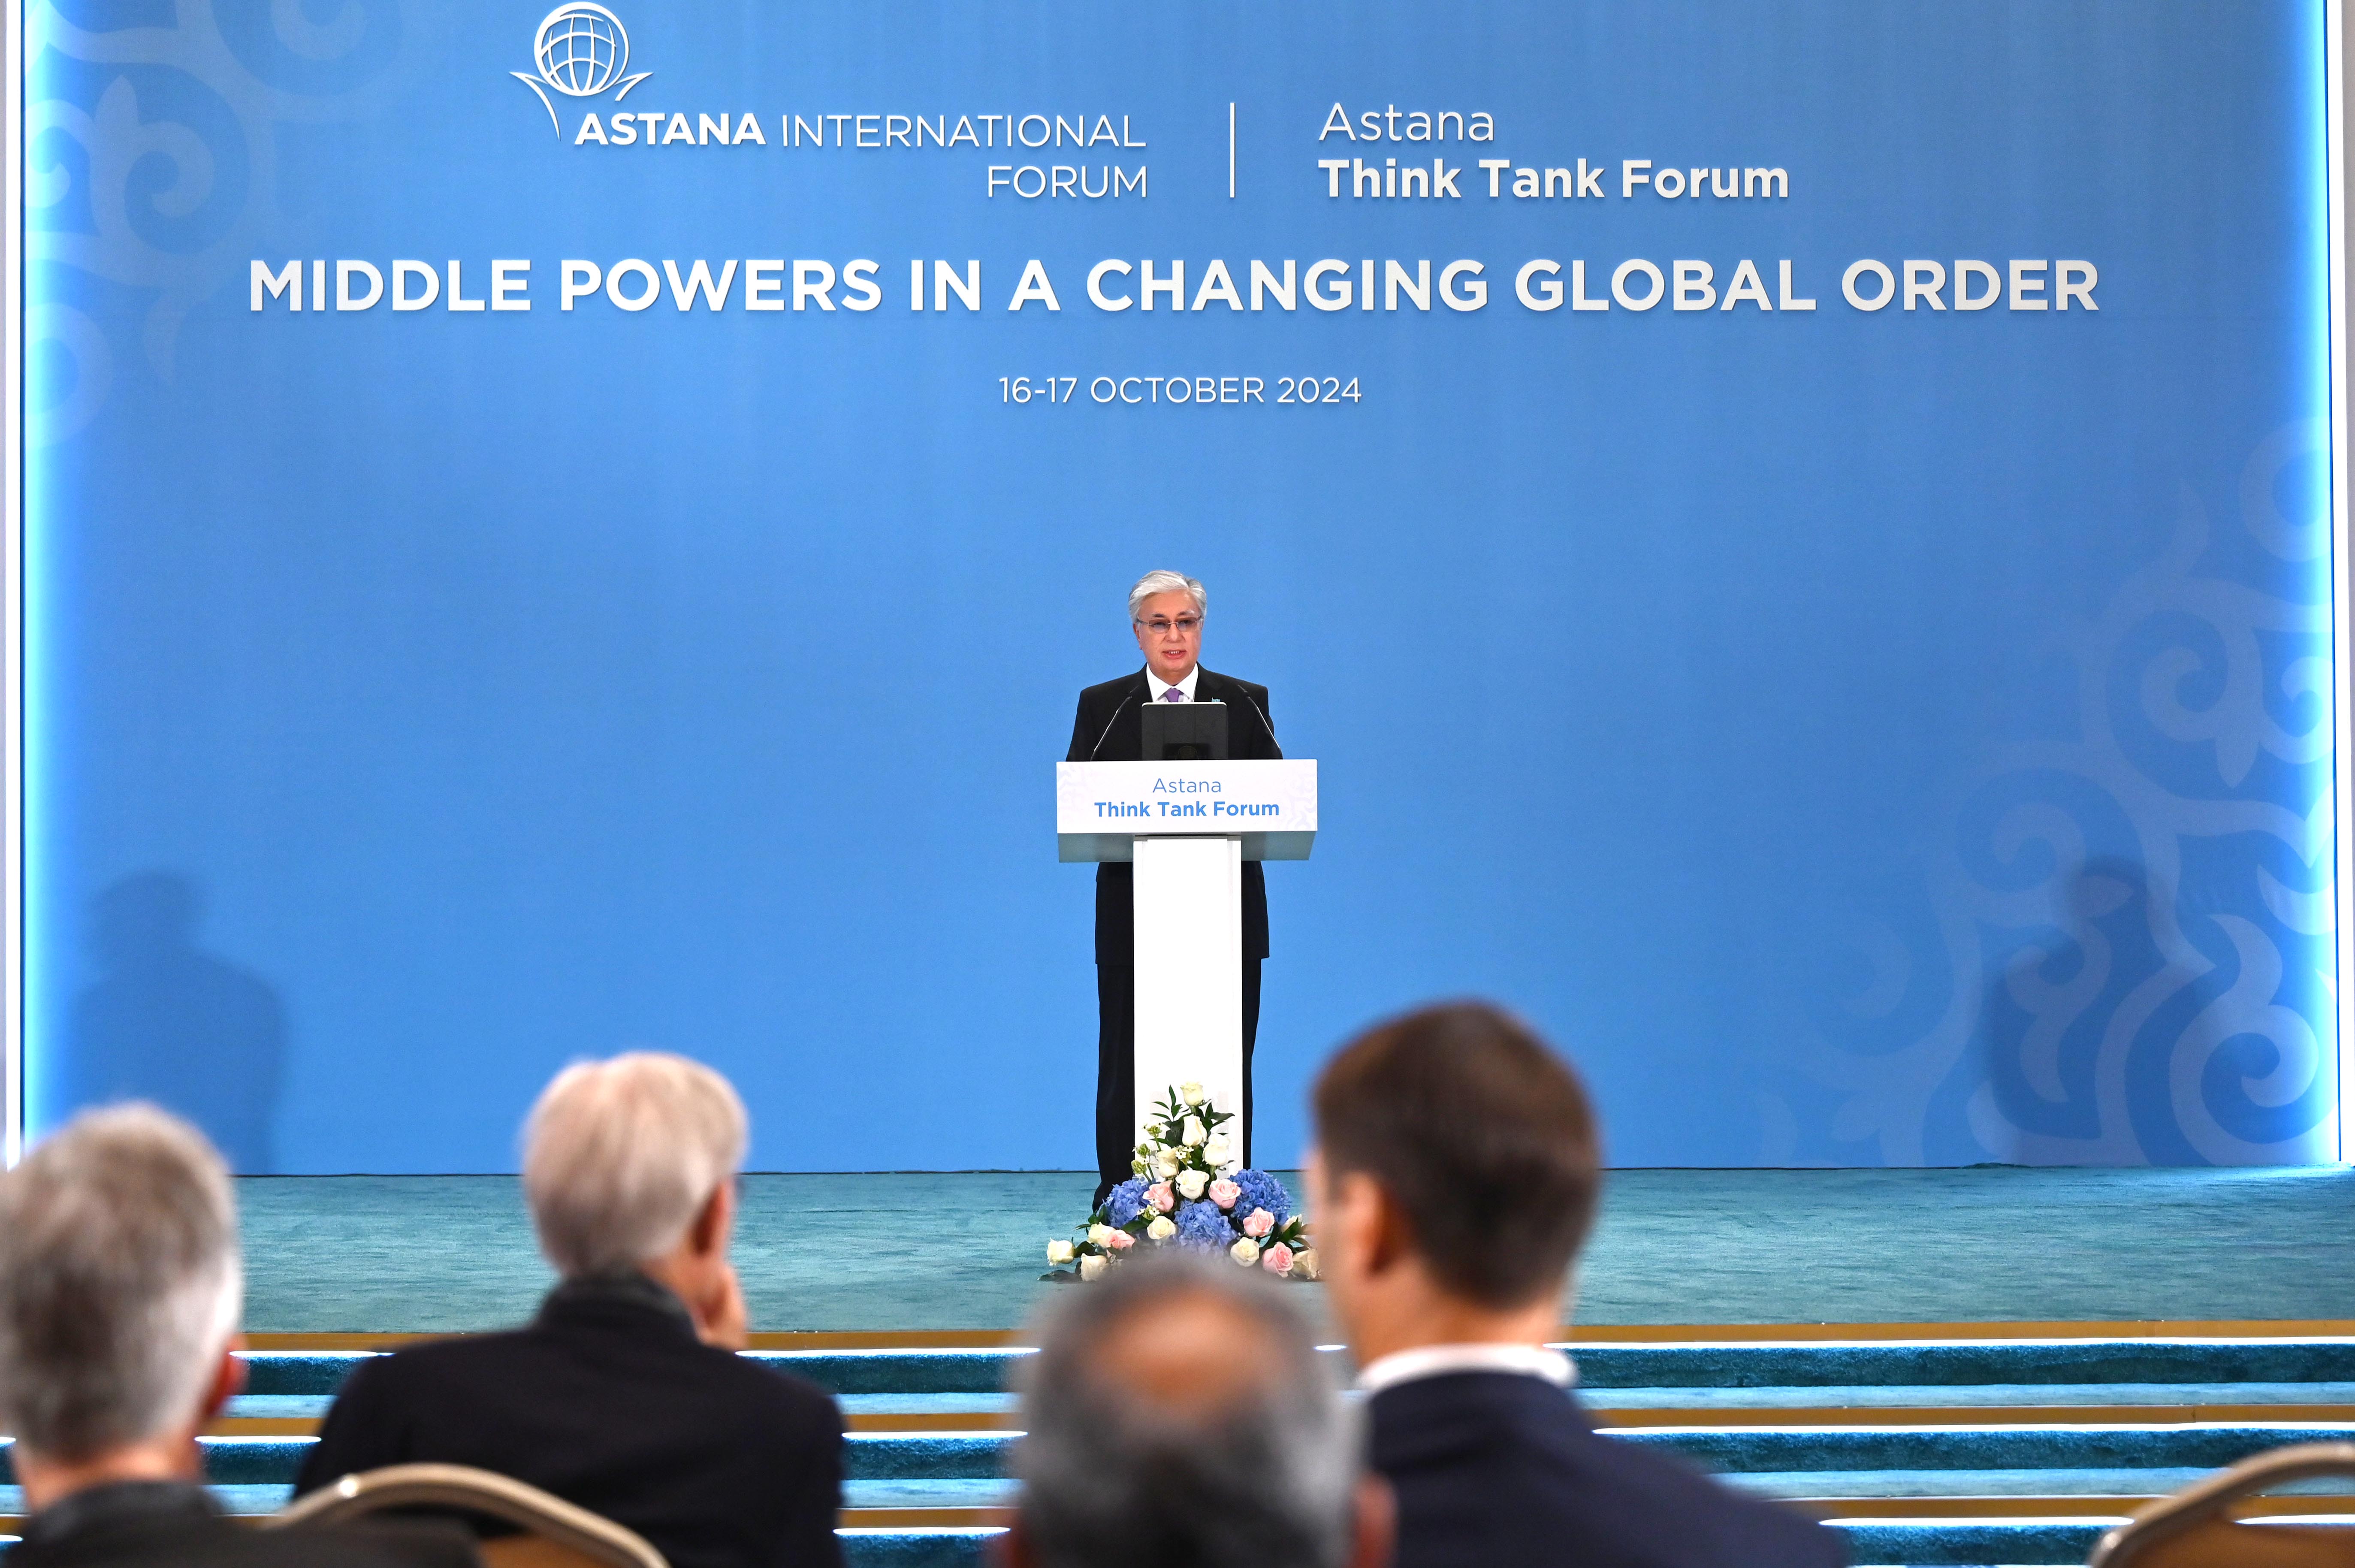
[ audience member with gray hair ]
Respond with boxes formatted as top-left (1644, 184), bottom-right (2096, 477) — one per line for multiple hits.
top-left (1006, 1253), bottom-right (1392, 1568)
top-left (0, 1105), bottom-right (477, 1568)
top-left (297, 1053), bottom-right (844, 1568)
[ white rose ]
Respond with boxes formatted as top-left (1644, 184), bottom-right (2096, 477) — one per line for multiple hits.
top-left (1180, 1082), bottom-right (1207, 1106)
top-left (1079, 1253), bottom-right (1108, 1281)
top-left (1229, 1237), bottom-right (1262, 1267)
top-left (1146, 1215), bottom-right (1177, 1241)
top-left (1291, 1248), bottom-right (1320, 1280)
top-left (1088, 1224), bottom-right (1118, 1249)
top-left (1152, 1154), bottom-right (1181, 1181)
top-left (1046, 1239), bottom-right (1074, 1265)
top-left (1202, 1135), bottom-right (1232, 1166)
top-left (1182, 1116), bottom-right (1207, 1147)
top-left (1175, 1169), bottom-right (1209, 1201)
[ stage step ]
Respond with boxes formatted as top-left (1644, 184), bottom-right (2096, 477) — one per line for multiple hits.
top-left (231, 1334), bottom-right (2355, 1396)
top-left (10, 1324), bottom-right (2355, 1567)
top-left (7, 1415), bottom-right (2336, 1486)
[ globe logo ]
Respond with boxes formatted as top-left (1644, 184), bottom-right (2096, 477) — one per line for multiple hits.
top-left (512, 2), bottom-right (650, 134)
top-left (535, 3), bottom-right (627, 97)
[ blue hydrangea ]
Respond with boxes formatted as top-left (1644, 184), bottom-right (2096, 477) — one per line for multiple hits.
top-left (1231, 1169), bottom-right (1291, 1227)
top-left (1104, 1178), bottom-right (1148, 1228)
top-left (1174, 1199), bottom-right (1234, 1251)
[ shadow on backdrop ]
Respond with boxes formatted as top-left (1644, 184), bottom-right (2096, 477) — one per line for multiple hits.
top-left (64, 872), bottom-right (287, 1172)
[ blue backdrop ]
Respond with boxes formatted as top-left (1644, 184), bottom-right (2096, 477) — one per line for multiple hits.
top-left (24, 0), bottom-right (2337, 1171)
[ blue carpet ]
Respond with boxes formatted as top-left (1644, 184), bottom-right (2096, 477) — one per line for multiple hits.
top-left (236, 1166), bottom-right (2355, 1331)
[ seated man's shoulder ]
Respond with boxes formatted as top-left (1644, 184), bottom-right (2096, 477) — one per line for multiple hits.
top-left (1531, 1423), bottom-right (1841, 1567)
top-left (1381, 1380), bottom-right (1839, 1568)
top-left (702, 1347), bottom-right (842, 1427)
top-left (346, 1327), bottom-right (536, 1393)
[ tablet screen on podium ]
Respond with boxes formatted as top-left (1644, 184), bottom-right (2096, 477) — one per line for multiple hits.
top-left (1140, 700), bottom-right (1228, 761)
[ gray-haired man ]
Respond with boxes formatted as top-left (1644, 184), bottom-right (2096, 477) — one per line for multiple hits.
top-left (1005, 1254), bottom-right (1391, 1568)
top-left (296, 1053), bottom-right (843, 1568)
top-left (0, 1105), bottom-right (477, 1568)
top-left (1066, 569), bottom-right (1283, 1205)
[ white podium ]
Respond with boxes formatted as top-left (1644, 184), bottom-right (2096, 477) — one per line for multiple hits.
top-left (1057, 759), bottom-right (1318, 1162)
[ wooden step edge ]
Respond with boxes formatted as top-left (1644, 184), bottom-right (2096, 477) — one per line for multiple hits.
top-left (1562, 1320), bottom-right (2355, 1344)
top-left (1804, 1496), bottom-right (2355, 1521)
top-left (199, 1414), bottom-right (1035, 1436)
top-left (15, 1499), bottom-right (2344, 1537)
top-left (239, 1330), bottom-right (1035, 1352)
top-left (1591, 1405), bottom-right (2355, 1428)
top-left (0, 1508), bottom-right (1025, 1535)
top-left (239, 1319), bottom-right (2355, 1353)
top-left (843, 1413), bottom-right (1023, 1432)
top-left (836, 1508), bottom-right (1015, 1529)
top-left (202, 1404), bottom-right (2355, 1438)
top-left (1800, 1496), bottom-right (2152, 1520)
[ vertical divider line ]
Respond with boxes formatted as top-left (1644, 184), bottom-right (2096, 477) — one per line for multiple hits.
top-left (1228, 101), bottom-right (1235, 199)
top-left (5, 0), bottom-right (24, 1167)
top-left (2330, 0), bottom-right (2351, 1163)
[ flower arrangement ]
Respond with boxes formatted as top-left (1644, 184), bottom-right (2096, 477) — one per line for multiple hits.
top-left (1044, 1083), bottom-right (1315, 1282)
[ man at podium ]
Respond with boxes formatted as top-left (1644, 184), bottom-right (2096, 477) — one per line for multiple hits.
top-left (1067, 570), bottom-right (1281, 1205)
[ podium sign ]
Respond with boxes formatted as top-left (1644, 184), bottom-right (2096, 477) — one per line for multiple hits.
top-left (1055, 759), bottom-right (1319, 862)
top-left (1057, 760), bottom-right (1317, 1160)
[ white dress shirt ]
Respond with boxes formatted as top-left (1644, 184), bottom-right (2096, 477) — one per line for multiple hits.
top-left (1355, 1342), bottom-right (1577, 1396)
top-left (1147, 665), bottom-right (1202, 703)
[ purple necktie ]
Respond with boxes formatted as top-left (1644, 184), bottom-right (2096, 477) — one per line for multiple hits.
top-left (1161, 687), bottom-right (1186, 701)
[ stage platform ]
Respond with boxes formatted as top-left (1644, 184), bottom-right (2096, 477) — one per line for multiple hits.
top-left (236, 1165), bottom-right (2355, 1332)
top-left (6, 1166), bottom-right (2354, 1567)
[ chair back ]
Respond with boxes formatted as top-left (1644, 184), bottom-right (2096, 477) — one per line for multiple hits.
top-left (267, 1462), bottom-right (667, 1568)
top-left (2090, 1442), bottom-right (2355, 1568)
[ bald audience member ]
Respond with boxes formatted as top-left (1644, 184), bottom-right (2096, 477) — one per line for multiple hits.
top-left (1310, 1003), bottom-right (1844, 1568)
top-left (1005, 1253), bottom-right (1391, 1568)
top-left (296, 1053), bottom-right (842, 1568)
top-left (0, 1106), bottom-right (476, 1568)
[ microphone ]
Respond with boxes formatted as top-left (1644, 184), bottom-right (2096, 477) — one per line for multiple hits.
top-left (1090, 689), bottom-right (1141, 758)
top-left (1238, 688), bottom-right (1281, 758)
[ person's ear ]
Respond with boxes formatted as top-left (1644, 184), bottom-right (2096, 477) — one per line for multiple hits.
top-left (1356, 1173), bottom-right (1413, 1278)
top-left (689, 1182), bottom-right (734, 1260)
top-left (1346, 1474), bottom-right (1396, 1568)
top-left (993, 1514), bottom-right (1036, 1568)
top-left (200, 1337), bottom-right (248, 1423)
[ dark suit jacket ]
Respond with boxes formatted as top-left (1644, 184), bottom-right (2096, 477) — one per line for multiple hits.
top-left (1370, 1372), bottom-right (1846, 1568)
top-left (5, 1481), bottom-right (479, 1568)
top-left (294, 1277), bottom-right (844, 1568)
top-left (1066, 666), bottom-right (1280, 964)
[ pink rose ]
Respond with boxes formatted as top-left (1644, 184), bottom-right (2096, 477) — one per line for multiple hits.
top-left (1146, 1182), bottom-right (1175, 1214)
top-left (1105, 1229), bottom-right (1135, 1251)
top-left (1262, 1243), bottom-right (1294, 1276)
top-left (1208, 1178), bottom-right (1242, 1211)
top-left (1242, 1207), bottom-right (1275, 1238)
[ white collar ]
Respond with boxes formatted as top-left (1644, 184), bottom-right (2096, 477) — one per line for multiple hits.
top-left (1147, 665), bottom-right (1201, 703)
top-left (1355, 1342), bottom-right (1576, 1396)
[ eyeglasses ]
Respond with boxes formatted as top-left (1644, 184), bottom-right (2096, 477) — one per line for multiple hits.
top-left (1136, 616), bottom-right (1203, 635)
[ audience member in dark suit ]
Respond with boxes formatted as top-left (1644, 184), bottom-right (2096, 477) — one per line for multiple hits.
top-left (1004, 1251), bottom-right (1391, 1568)
top-left (295, 1053), bottom-right (843, 1568)
top-left (0, 1106), bottom-right (477, 1568)
top-left (1068, 568), bottom-right (1283, 1205)
top-left (1308, 1003), bottom-right (1846, 1568)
